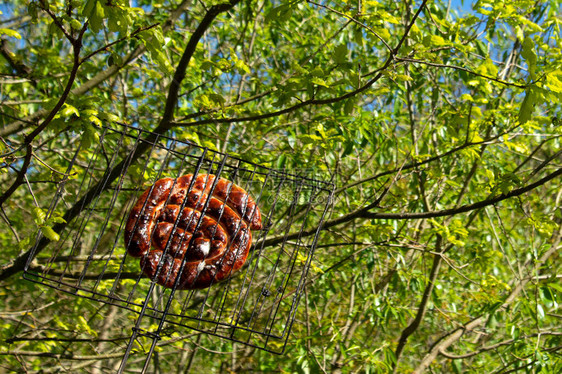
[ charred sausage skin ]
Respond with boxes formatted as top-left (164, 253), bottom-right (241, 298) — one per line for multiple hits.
top-left (124, 174), bottom-right (262, 289)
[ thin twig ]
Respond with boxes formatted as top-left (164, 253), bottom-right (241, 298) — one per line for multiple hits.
top-left (395, 57), bottom-right (527, 88)
top-left (438, 332), bottom-right (562, 360)
top-left (392, 235), bottom-right (443, 371)
top-left (79, 24), bottom-right (160, 64)
top-left (306, 0), bottom-right (394, 53)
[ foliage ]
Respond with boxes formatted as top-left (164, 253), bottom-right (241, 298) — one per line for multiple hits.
top-left (1, 0), bottom-right (562, 373)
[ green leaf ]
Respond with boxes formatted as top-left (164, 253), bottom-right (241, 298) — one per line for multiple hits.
top-left (81, 123), bottom-right (100, 149)
top-left (97, 112), bottom-right (120, 123)
top-left (333, 44), bottom-right (348, 64)
top-left (430, 34), bottom-right (448, 46)
top-left (234, 59), bottom-right (250, 74)
top-left (276, 154), bottom-right (287, 169)
top-left (477, 58), bottom-right (498, 77)
top-left (32, 207), bottom-right (46, 225)
top-left (545, 71), bottom-right (562, 94)
top-left (77, 316), bottom-right (98, 337)
top-left (194, 94), bottom-right (212, 110)
top-left (541, 286), bottom-right (554, 302)
top-left (27, 2), bottom-right (38, 21)
top-left (18, 235), bottom-right (33, 251)
top-left (70, 19), bottom-right (82, 30)
top-left (521, 36), bottom-right (537, 80)
top-left (60, 104), bottom-right (80, 118)
top-left (460, 93), bottom-right (474, 102)
top-left (309, 67), bottom-right (324, 77)
top-left (208, 93), bottom-right (226, 108)
top-left (311, 77), bottom-right (329, 87)
top-left (536, 304), bottom-right (545, 320)
top-left (107, 6), bottom-right (131, 34)
top-left (265, 4), bottom-right (293, 23)
top-left (452, 359), bottom-right (462, 374)
top-left (510, 325), bottom-right (521, 339)
top-left (518, 86), bottom-right (538, 124)
top-left (516, 17), bottom-right (543, 34)
top-left (379, 11), bottom-right (400, 24)
top-left (89, 1), bottom-right (105, 33)
top-left (89, 115), bottom-right (102, 127)
top-left (41, 226), bottom-right (60, 242)
top-left (0, 28), bottom-right (22, 39)
top-left (49, 216), bottom-right (67, 224)
top-left (140, 28), bottom-right (173, 74)
top-left (129, 165), bottom-right (150, 182)
top-left (299, 134), bottom-right (322, 144)
top-left (95, 2), bottom-right (105, 19)
top-left (515, 25), bottom-right (524, 42)
top-left (342, 140), bottom-right (354, 157)
top-left (394, 74), bottom-right (413, 82)
top-left (82, 0), bottom-right (97, 17)
top-left (344, 97), bottom-right (356, 115)
top-left (375, 27), bottom-right (391, 41)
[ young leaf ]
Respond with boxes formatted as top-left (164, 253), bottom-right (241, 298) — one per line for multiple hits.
top-left (0, 28), bottom-right (22, 39)
top-left (41, 226), bottom-right (60, 242)
top-left (333, 44), bottom-right (348, 64)
top-left (546, 71), bottom-right (562, 94)
top-left (344, 97), bottom-right (356, 115)
top-left (70, 19), bottom-right (82, 30)
top-left (536, 303), bottom-right (545, 320)
top-left (521, 36), bottom-right (537, 80)
top-left (32, 207), bottom-right (46, 225)
top-left (518, 86), bottom-right (539, 124)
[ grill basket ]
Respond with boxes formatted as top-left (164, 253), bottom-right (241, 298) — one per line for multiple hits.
top-left (23, 123), bottom-right (334, 367)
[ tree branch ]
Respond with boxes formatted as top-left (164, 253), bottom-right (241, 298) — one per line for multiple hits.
top-left (171, 0), bottom-right (430, 129)
top-left (261, 165), bottom-right (562, 248)
top-left (5, 335), bottom-right (130, 344)
top-left (0, 350), bottom-right (126, 360)
top-left (335, 127), bottom-right (521, 195)
top-left (25, 264), bottom-right (142, 281)
top-left (0, 0), bottom-right (242, 282)
top-left (392, 236), bottom-right (443, 371)
top-left (0, 38), bottom-right (32, 77)
top-left (396, 57), bottom-right (528, 89)
top-left (79, 24), bottom-right (160, 65)
top-left (438, 332), bottom-right (562, 360)
top-left (0, 0), bottom-right (194, 138)
top-left (0, 25), bottom-right (86, 208)
top-left (363, 166), bottom-right (562, 220)
top-left (0, 144), bottom-right (32, 207)
top-left (306, 0), bottom-right (393, 53)
top-left (159, 0), bottom-right (242, 129)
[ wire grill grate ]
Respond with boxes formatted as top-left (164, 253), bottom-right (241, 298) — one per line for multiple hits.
top-left (23, 123), bottom-right (334, 358)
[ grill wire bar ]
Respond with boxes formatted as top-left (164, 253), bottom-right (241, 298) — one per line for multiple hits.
top-left (23, 123), bottom-right (334, 369)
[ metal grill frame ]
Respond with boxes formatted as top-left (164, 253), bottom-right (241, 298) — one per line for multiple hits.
top-left (22, 123), bottom-right (334, 367)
